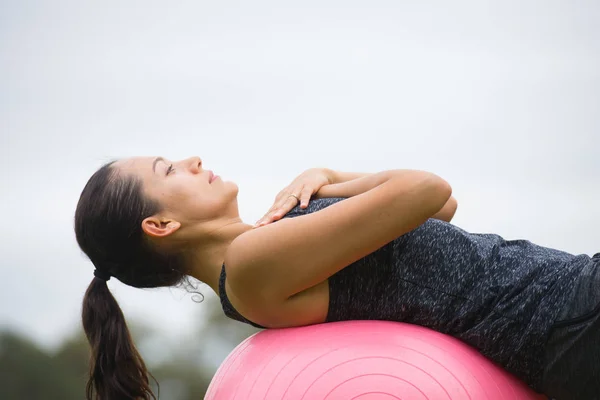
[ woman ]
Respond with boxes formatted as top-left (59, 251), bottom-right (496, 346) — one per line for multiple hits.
top-left (75, 156), bottom-right (598, 400)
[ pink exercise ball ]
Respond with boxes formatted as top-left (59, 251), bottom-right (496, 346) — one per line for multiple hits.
top-left (206, 320), bottom-right (547, 399)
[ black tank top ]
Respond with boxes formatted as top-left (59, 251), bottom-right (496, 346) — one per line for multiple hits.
top-left (218, 197), bottom-right (589, 390)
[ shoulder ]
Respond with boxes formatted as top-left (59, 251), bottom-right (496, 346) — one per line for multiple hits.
top-left (225, 197), bottom-right (348, 281)
top-left (221, 198), bottom-right (345, 315)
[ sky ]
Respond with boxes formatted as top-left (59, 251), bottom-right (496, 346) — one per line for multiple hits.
top-left (1, 0), bottom-right (599, 351)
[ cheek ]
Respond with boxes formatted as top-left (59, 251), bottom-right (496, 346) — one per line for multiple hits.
top-left (180, 183), bottom-right (220, 211)
top-left (155, 184), bottom-right (194, 213)
top-left (171, 176), bottom-right (203, 198)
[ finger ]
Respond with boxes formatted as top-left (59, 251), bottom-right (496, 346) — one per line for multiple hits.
top-left (256, 217), bottom-right (271, 227)
top-left (270, 194), bottom-right (300, 221)
top-left (273, 189), bottom-right (301, 211)
top-left (286, 185), bottom-right (303, 208)
top-left (258, 200), bottom-right (284, 225)
top-left (299, 187), bottom-right (313, 208)
top-left (258, 187), bottom-right (301, 226)
top-left (257, 204), bottom-right (285, 226)
top-left (270, 188), bottom-right (295, 212)
top-left (271, 196), bottom-right (299, 220)
top-left (255, 212), bottom-right (273, 226)
top-left (274, 186), bottom-right (294, 204)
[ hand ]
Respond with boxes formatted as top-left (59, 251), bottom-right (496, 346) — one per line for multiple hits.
top-left (254, 168), bottom-right (332, 227)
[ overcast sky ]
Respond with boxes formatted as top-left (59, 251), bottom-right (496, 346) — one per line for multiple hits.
top-left (1, 0), bottom-right (599, 350)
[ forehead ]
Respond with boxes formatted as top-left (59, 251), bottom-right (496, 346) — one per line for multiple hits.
top-left (115, 157), bottom-right (158, 177)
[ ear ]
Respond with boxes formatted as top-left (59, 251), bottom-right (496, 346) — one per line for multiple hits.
top-left (142, 216), bottom-right (182, 238)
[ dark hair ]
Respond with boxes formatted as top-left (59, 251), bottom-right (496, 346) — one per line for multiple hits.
top-left (75, 161), bottom-right (187, 400)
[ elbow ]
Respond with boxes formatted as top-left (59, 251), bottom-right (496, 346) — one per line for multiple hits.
top-left (395, 171), bottom-right (453, 218)
top-left (431, 174), bottom-right (453, 204)
top-left (426, 174), bottom-right (453, 216)
top-left (434, 195), bottom-right (457, 222)
top-left (439, 177), bottom-right (453, 200)
top-left (447, 196), bottom-right (458, 215)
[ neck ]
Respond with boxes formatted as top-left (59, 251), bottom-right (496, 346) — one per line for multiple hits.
top-left (184, 218), bottom-right (254, 295)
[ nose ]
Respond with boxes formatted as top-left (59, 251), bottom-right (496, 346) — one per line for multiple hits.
top-left (185, 156), bottom-right (202, 173)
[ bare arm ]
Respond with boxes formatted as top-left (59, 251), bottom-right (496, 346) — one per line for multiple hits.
top-left (317, 169), bottom-right (458, 222)
top-left (431, 196), bottom-right (457, 222)
top-left (324, 168), bottom-right (371, 184)
top-left (226, 169), bottom-right (452, 326)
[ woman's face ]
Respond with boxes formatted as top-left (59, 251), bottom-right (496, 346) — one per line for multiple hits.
top-left (116, 156), bottom-right (239, 231)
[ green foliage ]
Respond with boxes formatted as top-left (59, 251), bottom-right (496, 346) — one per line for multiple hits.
top-left (0, 331), bottom-right (84, 399)
top-left (0, 297), bottom-right (260, 399)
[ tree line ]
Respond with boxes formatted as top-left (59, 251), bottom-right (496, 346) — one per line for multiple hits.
top-left (0, 297), bottom-right (260, 399)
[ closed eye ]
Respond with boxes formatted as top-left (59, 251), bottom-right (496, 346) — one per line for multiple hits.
top-left (166, 164), bottom-right (175, 175)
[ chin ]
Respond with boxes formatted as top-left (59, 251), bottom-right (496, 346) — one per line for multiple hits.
top-left (224, 181), bottom-right (239, 196)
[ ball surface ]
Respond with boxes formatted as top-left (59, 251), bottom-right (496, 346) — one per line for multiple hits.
top-left (206, 321), bottom-right (546, 399)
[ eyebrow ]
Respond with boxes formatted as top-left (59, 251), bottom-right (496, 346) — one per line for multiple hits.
top-left (152, 157), bottom-right (165, 173)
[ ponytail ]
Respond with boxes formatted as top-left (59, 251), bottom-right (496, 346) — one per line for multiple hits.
top-left (82, 276), bottom-right (157, 400)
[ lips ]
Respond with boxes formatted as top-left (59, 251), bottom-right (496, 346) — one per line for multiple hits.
top-left (209, 171), bottom-right (220, 183)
